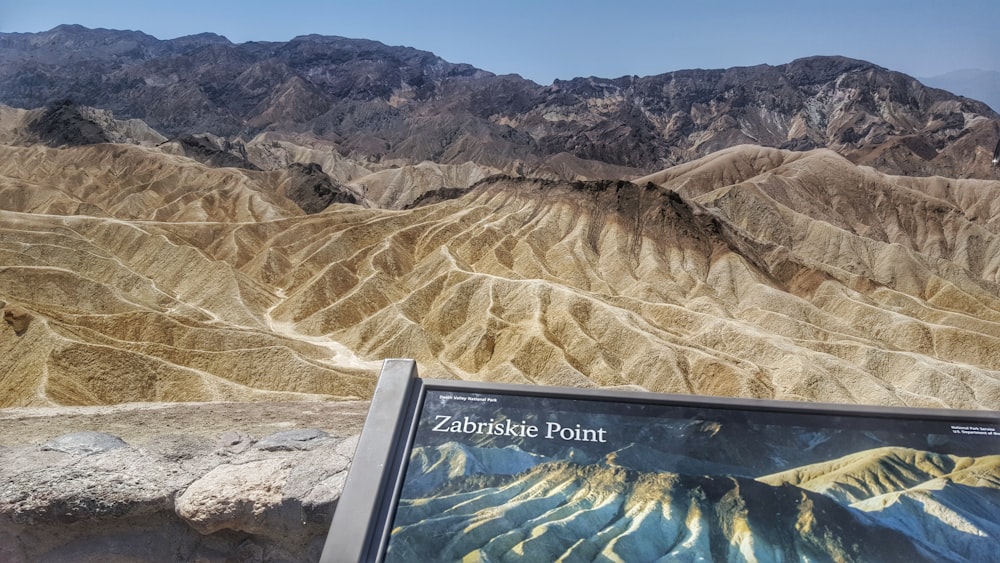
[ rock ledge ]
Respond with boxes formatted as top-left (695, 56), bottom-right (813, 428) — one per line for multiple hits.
top-left (0, 401), bottom-right (368, 562)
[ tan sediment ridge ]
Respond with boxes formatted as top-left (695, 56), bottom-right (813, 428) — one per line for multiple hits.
top-left (2, 142), bottom-right (999, 409)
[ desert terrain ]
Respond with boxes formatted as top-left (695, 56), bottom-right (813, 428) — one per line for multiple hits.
top-left (2, 25), bottom-right (999, 562)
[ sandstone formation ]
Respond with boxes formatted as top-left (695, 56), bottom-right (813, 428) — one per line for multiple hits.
top-left (2, 140), bottom-right (1000, 410)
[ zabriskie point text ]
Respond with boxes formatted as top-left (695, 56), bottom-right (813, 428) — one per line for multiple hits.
top-left (431, 415), bottom-right (607, 443)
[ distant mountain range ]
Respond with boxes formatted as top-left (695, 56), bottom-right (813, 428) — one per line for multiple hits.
top-left (1, 25), bottom-right (998, 181)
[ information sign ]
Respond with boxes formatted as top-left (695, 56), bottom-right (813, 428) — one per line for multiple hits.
top-left (320, 360), bottom-right (1000, 562)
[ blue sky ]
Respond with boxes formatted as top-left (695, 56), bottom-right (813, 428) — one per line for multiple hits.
top-left (2, 0), bottom-right (998, 84)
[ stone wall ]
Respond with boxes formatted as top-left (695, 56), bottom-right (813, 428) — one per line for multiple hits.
top-left (0, 402), bottom-right (368, 562)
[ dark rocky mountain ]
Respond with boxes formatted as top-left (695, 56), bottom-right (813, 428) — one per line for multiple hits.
top-left (1, 25), bottom-right (998, 179)
top-left (0, 99), bottom-right (166, 147)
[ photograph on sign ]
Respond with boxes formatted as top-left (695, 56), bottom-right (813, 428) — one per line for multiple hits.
top-left (383, 388), bottom-right (1000, 562)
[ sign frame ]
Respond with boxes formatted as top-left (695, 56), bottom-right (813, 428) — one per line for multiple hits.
top-left (319, 359), bottom-right (1000, 563)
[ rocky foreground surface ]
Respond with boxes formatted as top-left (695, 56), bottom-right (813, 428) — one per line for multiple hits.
top-left (0, 401), bottom-right (367, 562)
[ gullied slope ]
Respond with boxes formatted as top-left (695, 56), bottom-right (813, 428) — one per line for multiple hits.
top-left (389, 442), bottom-right (999, 562)
top-left (0, 143), bottom-right (304, 221)
top-left (0, 211), bottom-right (375, 407)
top-left (761, 448), bottom-right (1000, 562)
top-left (389, 461), bottom-right (930, 562)
top-left (2, 143), bottom-right (1000, 409)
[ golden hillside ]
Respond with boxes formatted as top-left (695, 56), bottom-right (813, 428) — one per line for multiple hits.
top-left (2, 142), bottom-right (999, 409)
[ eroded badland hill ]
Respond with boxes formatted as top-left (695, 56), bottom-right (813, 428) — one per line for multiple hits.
top-left (2, 140), bottom-right (999, 409)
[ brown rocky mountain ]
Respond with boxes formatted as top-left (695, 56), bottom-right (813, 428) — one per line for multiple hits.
top-left (2, 25), bottom-right (999, 181)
